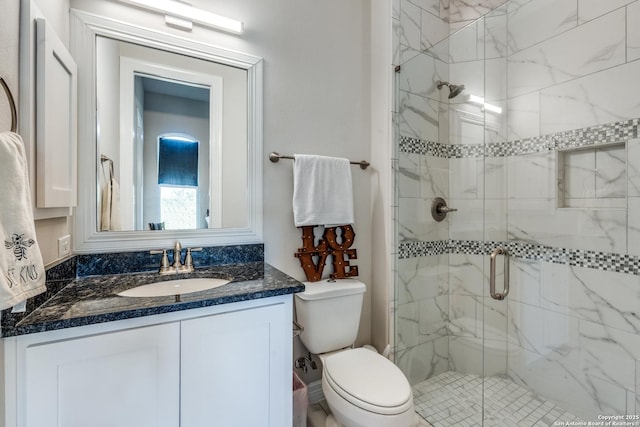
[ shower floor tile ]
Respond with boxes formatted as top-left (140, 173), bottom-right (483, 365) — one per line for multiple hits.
top-left (413, 371), bottom-right (583, 426)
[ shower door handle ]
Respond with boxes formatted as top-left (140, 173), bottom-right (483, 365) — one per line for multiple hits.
top-left (489, 247), bottom-right (509, 300)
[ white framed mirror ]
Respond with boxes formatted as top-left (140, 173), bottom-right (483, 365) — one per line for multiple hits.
top-left (70, 10), bottom-right (263, 253)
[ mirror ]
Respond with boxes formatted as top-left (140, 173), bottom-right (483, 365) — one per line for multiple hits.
top-left (71, 10), bottom-right (263, 252)
top-left (96, 36), bottom-right (248, 231)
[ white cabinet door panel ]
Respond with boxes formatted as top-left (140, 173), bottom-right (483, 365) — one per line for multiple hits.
top-left (24, 323), bottom-right (179, 427)
top-left (181, 302), bottom-right (290, 427)
top-left (35, 17), bottom-right (77, 208)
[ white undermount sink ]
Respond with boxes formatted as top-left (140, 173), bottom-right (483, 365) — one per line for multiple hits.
top-left (117, 278), bottom-right (231, 298)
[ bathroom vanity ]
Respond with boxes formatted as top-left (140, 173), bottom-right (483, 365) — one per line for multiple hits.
top-left (2, 261), bottom-right (304, 427)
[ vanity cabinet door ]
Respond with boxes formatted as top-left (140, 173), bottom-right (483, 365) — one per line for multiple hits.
top-left (24, 323), bottom-right (180, 427)
top-left (180, 302), bottom-right (291, 427)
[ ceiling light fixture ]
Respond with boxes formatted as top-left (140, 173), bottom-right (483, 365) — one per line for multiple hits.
top-left (117, 0), bottom-right (244, 34)
top-left (466, 94), bottom-right (503, 114)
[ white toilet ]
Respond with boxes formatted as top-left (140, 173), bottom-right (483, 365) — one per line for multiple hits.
top-left (295, 279), bottom-right (415, 427)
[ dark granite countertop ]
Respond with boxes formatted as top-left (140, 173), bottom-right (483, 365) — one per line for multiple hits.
top-left (3, 262), bottom-right (304, 337)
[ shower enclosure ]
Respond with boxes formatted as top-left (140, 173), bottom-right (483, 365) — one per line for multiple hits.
top-left (393, 0), bottom-right (640, 425)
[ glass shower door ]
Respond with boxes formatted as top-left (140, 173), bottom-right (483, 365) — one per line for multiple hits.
top-left (424, 8), bottom-right (507, 424)
top-left (479, 3), bottom-right (588, 424)
top-left (439, 4), bottom-right (512, 424)
top-left (393, 6), bottom-right (502, 423)
top-left (479, 5), bottom-right (512, 425)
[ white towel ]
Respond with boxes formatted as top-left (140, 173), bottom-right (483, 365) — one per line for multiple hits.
top-left (100, 159), bottom-right (121, 231)
top-left (0, 132), bottom-right (46, 310)
top-left (292, 154), bottom-right (354, 227)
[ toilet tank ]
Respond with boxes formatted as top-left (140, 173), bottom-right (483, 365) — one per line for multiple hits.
top-left (295, 279), bottom-right (366, 354)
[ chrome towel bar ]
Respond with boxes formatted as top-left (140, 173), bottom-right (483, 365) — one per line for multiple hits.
top-left (269, 151), bottom-right (370, 170)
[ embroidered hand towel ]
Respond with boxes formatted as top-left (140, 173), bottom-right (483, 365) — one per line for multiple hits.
top-left (292, 154), bottom-right (354, 227)
top-left (0, 131), bottom-right (46, 310)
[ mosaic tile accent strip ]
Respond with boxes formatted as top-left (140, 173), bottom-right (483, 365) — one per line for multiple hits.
top-left (447, 239), bottom-right (495, 255)
top-left (399, 136), bottom-right (450, 158)
top-left (413, 371), bottom-right (582, 427)
top-left (399, 118), bottom-right (640, 158)
top-left (485, 135), bottom-right (553, 157)
top-left (398, 240), bottom-right (450, 258)
top-left (398, 239), bottom-right (640, 276)
top-left (448, 143), bottom-right (484, 158)
top-left (554, 118), bottom-right (640, 151)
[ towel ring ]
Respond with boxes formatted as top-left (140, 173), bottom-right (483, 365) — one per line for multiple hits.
top-left (0, 77), bottom-right (17, 133)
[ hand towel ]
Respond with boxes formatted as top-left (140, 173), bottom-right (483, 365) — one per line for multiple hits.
top-left (100, 159), bottom-right (121, 231)
top-left (292, 154), bottom-right (354, 227)
top-left (0, 131), bottom-right (46, 310)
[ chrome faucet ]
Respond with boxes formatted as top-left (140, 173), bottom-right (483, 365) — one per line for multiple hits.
top-left (150, 249), bottom-right (172, 275)
top-left (150, 242), bottom-right (202, 275)
top-left (172, 241), bottom-right (184, 271)
top-left (182, 247), bottom-right (202, 272)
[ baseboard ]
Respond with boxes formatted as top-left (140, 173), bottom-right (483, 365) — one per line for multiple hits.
top-left (307, 379), bottom-right (324, 403)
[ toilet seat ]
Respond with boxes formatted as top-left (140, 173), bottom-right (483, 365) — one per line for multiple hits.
top-left (323, 348), bottom-right (413, 416)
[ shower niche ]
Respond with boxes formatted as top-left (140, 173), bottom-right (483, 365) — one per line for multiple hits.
top-left (557, 142), bottom-right (627, 209)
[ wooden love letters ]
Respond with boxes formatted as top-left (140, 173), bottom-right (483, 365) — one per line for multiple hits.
top-left (295, 225), bottom-right (359, 282)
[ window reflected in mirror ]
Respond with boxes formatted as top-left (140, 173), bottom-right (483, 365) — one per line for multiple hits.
top-left (156, 134), bottom-right (201, 230)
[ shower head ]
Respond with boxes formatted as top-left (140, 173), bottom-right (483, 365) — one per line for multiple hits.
top-left (448, 84), bottom-right (465, 98)
top-left (436, 80), bottom-right (465, 99)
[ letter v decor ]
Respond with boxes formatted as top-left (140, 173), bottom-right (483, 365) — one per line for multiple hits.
top-left (295, 225), bottom-right (359, 281)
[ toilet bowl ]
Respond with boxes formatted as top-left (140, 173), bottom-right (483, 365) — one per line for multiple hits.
top-left (320, 348), bottom-right (415, 427)
top-left (294, 279), bottom-right (415, 427)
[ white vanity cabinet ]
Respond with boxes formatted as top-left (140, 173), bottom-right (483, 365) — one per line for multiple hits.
top-left (3, 295), bottom-right (293, 427)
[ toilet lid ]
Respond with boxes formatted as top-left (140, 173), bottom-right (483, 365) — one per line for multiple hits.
top-left (324, 348), bottom-right (412, 414)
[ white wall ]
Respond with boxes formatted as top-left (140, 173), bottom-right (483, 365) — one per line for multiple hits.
top-left (370, 0), bottom-right (394, 354)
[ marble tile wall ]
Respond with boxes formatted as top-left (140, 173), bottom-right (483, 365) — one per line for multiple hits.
top-left (394, 0), bottom-right (640, 419)
top-left (447, 0), bottom-right (508, 26)
top-left (506, 260), bottom-right (640, 419)
top-left (395, 254), bottom-right (451, 384)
